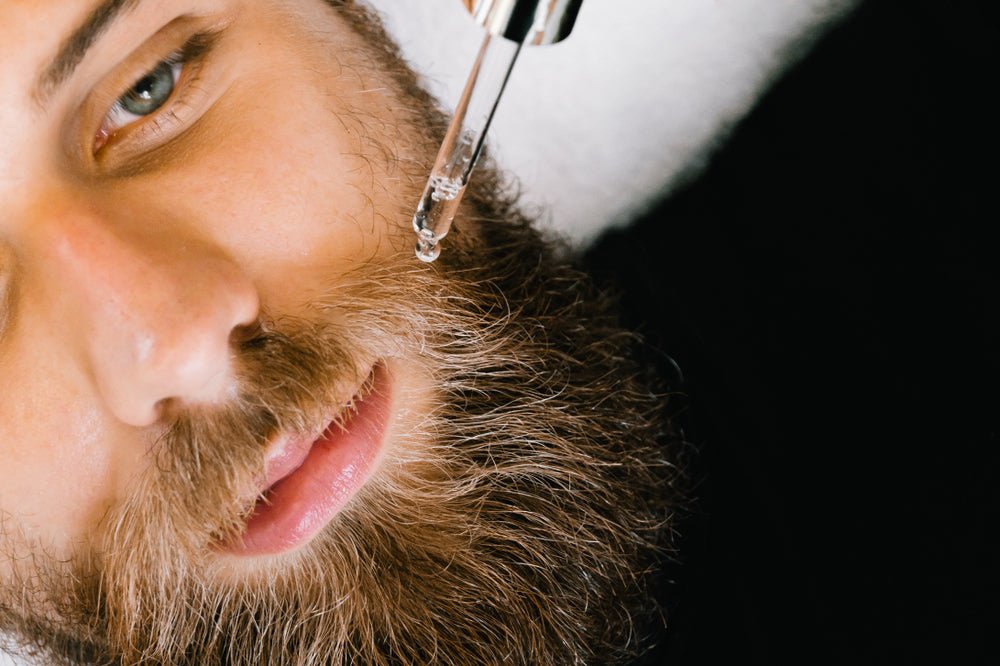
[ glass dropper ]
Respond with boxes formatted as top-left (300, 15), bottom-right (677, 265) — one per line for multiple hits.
top-left (412, 34), bottom-right (522, 263)
top-left (411, 0), bottom-right (585, 262)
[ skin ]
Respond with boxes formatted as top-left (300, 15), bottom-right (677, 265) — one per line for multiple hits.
top-left (0, 1), bottom-right (679, 663)
top-left (0, 0), bottom-right (424, 577)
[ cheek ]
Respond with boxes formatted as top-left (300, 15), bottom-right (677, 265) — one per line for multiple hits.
top-left (0, 339), bottom-right (126, 561)
top-left (171, 89), bottom-right (416, 300)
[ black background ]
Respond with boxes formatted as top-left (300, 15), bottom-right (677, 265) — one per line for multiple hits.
top-left (584, 1), bottom-right (998, 663)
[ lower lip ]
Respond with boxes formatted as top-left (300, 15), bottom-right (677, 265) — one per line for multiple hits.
top-left (228, 365), bottom-right (391, 556)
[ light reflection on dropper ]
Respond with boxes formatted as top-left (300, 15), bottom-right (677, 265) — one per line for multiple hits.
top-left (412, 33), bottom-right (522, 263)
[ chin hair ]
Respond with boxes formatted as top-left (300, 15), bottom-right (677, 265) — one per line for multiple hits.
top-left (0, 3), bottom-right (687, 664)
top-left (3, 215), bottom-right (686, 665)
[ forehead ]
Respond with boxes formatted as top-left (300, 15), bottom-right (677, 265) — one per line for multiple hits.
top-left (0, 1), bottom-right (88, 100)
top-left (0, 0), bottom-right (224, 102)
top-left (2, 0), bottom-right (149, 60)
top-left (0, 0), bottom-right (107, 41)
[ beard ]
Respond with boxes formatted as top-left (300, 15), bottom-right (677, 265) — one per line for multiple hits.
top-left (1, 5), bottom-right (683, 666)
top-left (1, 214), bottom-right (683, 666)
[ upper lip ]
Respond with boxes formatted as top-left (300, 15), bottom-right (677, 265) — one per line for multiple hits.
top-left (258, 430), bottom-right (319, 494)
top-left (254, 367), bottom-right (374, 496)
top-left (219, 362), bottom-right (389, 556)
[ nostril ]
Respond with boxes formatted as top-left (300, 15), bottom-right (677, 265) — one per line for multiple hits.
top-left (231, 318), bottom-right (267, 349)
top-left (153, 396), bottom-right (176, 423)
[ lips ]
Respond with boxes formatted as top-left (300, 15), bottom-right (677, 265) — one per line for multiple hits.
top-left (226, 364), bottom-right (391, 556)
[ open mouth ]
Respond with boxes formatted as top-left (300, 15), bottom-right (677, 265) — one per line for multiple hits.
top-left (224, 363), bottom-right (392, 556)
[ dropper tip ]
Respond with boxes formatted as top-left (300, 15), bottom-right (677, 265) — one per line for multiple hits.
top-left (415, 240), bottom-right (441, 263)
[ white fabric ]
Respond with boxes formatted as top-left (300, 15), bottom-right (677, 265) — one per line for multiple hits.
top-left (372, 0), bottom-right (857, 245)
top-left (0, 648), bottom-right (24, 666)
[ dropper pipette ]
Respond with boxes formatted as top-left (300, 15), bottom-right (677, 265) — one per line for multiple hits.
top-left (412, 0), bottom-right (584, 263)
top-left (412, 34), bottom-right (521, 263)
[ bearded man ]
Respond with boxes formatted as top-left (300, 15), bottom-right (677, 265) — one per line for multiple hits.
top-left (0, 1), bottom-right (683, 664)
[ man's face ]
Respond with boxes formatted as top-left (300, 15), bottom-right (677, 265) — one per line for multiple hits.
top-left (0, 1), bottom-right (673, 663)
top-left (0, 0), bottom-right (426, 563)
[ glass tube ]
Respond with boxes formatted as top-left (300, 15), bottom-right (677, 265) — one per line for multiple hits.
top-left (412, 33), bottom-right (522, 262)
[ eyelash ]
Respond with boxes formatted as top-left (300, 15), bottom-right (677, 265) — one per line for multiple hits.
top-left (95, 31), bottom-right (219, 154)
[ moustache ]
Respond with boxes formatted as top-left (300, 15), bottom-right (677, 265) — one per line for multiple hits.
top-left (119, 321), bottom-right (364, 554)
top-left (115, 258), bottom-right (438, 559)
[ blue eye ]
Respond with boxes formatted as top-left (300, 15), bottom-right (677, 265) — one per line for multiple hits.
top-left (99, 59), bottom-right (183, 143)
top-left (94, 30), bottom-right (222, 153)
top-left (120, 61), bottom-right (177, 116)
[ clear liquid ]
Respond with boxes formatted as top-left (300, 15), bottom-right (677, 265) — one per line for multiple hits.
top-left (412, 175), bottom-right (467, 263)
top-left (409, 34), bottom-right (521, 264)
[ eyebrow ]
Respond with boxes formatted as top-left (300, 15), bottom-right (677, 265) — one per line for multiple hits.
top-left (34, 0), bottom-right (143, 106)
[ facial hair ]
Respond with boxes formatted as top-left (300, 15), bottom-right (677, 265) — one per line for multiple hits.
top-left (1, 5), bottom-right (684, 666)
top-left (3, 213), bottom-right (683, 665)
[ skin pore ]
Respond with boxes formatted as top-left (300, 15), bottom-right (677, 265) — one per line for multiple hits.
top-left (0, 1), bottom-right (682, 664)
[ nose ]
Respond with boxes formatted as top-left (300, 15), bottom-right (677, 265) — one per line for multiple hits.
top-left (32, 203), bottom-right (260, 427)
